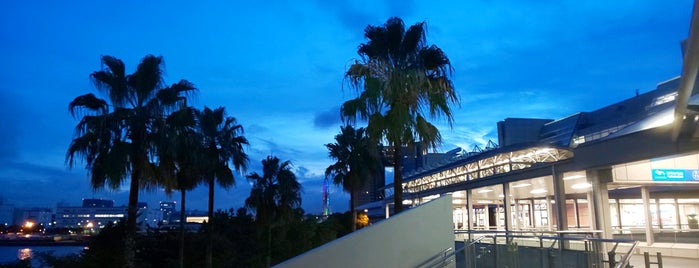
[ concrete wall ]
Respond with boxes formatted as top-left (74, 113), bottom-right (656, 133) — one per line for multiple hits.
top-left (276, 195), bottom-right (454, 268)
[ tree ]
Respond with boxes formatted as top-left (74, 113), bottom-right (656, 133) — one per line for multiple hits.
top-left (325, 125), bottom-right (382, 231)
top-left (341, 17), bottom-right (459, 213)
top-left (158, 106), bottom-right (204, 268)
top-left (195, 107), bottom-right (249, 268)
top-left (67, 55), bottom-right (195, 267)
top-left (245, 156), bottom-right (302, 268)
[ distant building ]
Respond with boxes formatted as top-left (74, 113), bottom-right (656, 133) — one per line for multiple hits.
top-left (0, 198), bottom-right (14, 225)
top-left (159, 201), bottom-right (177, 224)
top-left (82, 198), bottom-right (114, 208)
top-left (21, 208), bottom-right (53, 226)
top-left (54, 199), bottom-right (149, 228)
top-left (55, 206), bottom-right (125, 228)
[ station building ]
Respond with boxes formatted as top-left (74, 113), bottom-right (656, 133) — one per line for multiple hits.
top-left (365, 75), bottom-right (699, 247)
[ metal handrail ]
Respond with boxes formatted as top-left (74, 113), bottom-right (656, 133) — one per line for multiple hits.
top-left (419, 236), bottom-right (489, 268)
top-left (614, 240), bottom-right (639, 268)
top-left (457, 231), bottom-right (639, 268)
top-left (414, 247), bottom-right (453, 268)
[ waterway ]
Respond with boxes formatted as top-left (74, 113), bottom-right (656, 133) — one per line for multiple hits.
top-left (0, 246), bottom-right (84, 265)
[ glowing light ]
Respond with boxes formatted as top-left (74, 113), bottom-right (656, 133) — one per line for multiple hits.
top-left (530, 189), bottom-right (547, 194)
top-left (563, 175), bottom-right (585, 180)
top-left (511, 183), bottom-right (531, 188)
top-left (571, 182), bottom-right (592, 189)
top-left (477, 200), bottom-right (493, 204)
top-left (477, 189), bottom-right (493, 193)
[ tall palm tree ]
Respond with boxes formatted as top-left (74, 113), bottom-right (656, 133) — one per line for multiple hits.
top-left (195, 106), bottom-right (248, 268)
top-left (341, 17), bottom-right (459, 213)
top-left (325, 125), bottom-right (382, 231)
top-left (245, 156), bottom-right (302, 268)
top-left (158, 107), bottom-right (203, 268)
top-left (67, 55), bottom-right (195, 267)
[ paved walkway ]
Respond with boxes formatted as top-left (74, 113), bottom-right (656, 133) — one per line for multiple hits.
top-left (627, 255), bottom-right (699, 268)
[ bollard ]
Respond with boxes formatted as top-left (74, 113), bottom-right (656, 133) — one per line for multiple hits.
top-left (643, 252), bottom-right (663, 268)
top-left (608, 251), bottom-right (617, 268)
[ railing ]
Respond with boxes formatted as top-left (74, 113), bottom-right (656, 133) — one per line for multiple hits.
top-left (415, 247), bottom-right (454, 268)
top-left (419, 237), bottom-right (488, 268)
top-left (614, 240), bottom-right (639, 268)
top-left (455, 230), bottom-right (638, 268)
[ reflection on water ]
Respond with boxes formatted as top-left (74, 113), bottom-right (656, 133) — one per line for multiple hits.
top-left (0, 246), bottom-right (84, 264)
top-left (17, 248), bottom-right (32, 260)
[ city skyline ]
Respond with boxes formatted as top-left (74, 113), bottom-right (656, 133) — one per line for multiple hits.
top-left (0, 0), bottom-right (694, 214)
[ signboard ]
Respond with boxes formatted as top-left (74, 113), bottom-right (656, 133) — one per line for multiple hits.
top-left (651, 169), bottom-right (699, 181)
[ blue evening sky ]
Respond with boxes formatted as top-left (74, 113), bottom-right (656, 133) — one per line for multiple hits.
top-left (0, 0), bottom-right (693, 214)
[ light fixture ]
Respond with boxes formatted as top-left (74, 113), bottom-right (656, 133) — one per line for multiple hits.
top-left (477, 189), bottom-right (493, 193)
top-left (530, 189), bottom-right (547, 194)
top-left (571, 182), bottom-right (592, 189)
top-left (512, 183), bottom-right (531, 188)
top-left (477, 200), bottom-right (493, 204)
top-left (563, 175), bottom-right (585, 181)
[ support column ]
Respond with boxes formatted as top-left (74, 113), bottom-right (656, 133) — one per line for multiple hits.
top-left (467, 189), bottom-right (473, 240)
top-left (573, 199), bottom-right (580, 228)
top-left (546, 196), bottom-right (553, 231)
top-left (675, 198), bottom-right (681, 229)
top-left (587, 191), bottom-right (595, 230)
top-left (513, 199), bottom-right (520, 230)
top-left (552, 168), bottom-right (568, 232)
top-left (462, 206), bottom-right (467, 230)
top-left (615, 199), bottom-right (622, 230)
top-left (642, 186), bottom-right (655, 245)
top-left (385, 202), bottom-right (390, 219)
top-left (588, 169), bottom-right (613, 240)
top-left (503, 183), bottom-right (511, 231)
top-left (655, 198), bottom-right (662, 229)
top-left (530, 199), bottom-right (536, 229)
top-left (484, 205), bottom-right (490, 229)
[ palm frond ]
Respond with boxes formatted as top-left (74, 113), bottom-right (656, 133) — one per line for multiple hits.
top-left (69, 93), bottom-right (108, 117)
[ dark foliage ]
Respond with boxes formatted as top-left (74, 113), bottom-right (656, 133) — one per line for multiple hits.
top-left (31, 208), bottom-right (353, 267)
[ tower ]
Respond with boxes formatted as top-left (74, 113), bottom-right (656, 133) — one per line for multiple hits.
top-left (322, 177), bottom-right (330, 218)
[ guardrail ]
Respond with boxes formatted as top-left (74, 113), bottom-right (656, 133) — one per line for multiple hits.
top-left (415, 247), bottom-right (454, 268)
top-left (453, 230), bottom-right (638, 268)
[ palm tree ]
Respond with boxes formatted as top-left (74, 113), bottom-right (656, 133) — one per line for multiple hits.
top-left (341, 17), bottom-right (459, 213)
top-left (67, 55), bottom-right (195, 267)
top-left (158, 107), bottom-right (203, 268)
top-left (195, 106), bottom-right (249, 268)
top-left (325, 125), bottom-right (382, 231)
top-left (245, 156), bottom-right (302, 268)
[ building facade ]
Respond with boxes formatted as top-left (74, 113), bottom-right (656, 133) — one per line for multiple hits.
top-left (55, 199), bottom-right (149, 229)
top-left (364, 76), bottom-right (699, 248)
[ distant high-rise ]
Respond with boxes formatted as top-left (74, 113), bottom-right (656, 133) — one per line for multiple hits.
top-left (159, 201), bottom-right (177, 224)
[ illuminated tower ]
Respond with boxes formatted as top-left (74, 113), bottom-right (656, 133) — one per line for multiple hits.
top-left (322, 177), bottom-right (330, 218)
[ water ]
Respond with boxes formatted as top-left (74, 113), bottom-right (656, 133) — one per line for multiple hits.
top-left (0, 246), bottom-right (84, 265)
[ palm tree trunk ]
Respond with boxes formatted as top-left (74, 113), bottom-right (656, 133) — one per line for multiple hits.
top-left (206, 180), bottom-right (214, 268)
top-left (124, 170), bottom-right (140, 268)
top-left (266, 223), bottom-right (272, 268)
top-left (393, 145), bottom-right (403, 213)
top-left (180, 189), bottom-right (186, 268)
top-left (351, 190), bottom-right (357, 231)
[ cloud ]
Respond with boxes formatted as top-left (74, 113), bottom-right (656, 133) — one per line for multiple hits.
top-left (314, 106), bottom-right (342, 129)
top-left (314, 0), bottom-right (417, 34)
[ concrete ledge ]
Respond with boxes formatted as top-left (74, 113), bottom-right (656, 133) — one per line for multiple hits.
top-left (635, 243), bottom-right (699, 259)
